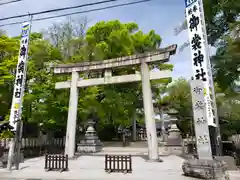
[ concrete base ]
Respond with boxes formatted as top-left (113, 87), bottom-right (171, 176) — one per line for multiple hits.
top-left (77, 144), bottom-right (103, 153)
top-left (214, 156), bottom-right (237, 171)
top-left (0, 152), bottom-right (24, 168)
top-left (145, 158), bottom-right (164, 163)
top-left (182, 158), bottom-right (230, 179)
top-left (164, 146), bottom-right (183, 155)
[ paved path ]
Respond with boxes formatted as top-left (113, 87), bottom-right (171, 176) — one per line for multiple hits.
top-left (0, 155), bottom-right (239, 180)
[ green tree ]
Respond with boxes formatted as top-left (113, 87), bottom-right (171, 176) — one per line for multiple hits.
top-left (22, 33), bottom-right (68, 133)
top-left (203, 0), bottom-right (239, 46)
top-left (0, 35), bottom-right (19, 119)
top-left (167, 78), bottom-right (192, 117)
top-left (218, 95), bottom-right (240, 138)
top-left (81, 20), bottom-right (163, 131)
top-left (211, 31), bottom-right (240, 91)
top-left (203, 0), bottom-right (239, 91)
top-left (166, 78), bottom-right (192, 137)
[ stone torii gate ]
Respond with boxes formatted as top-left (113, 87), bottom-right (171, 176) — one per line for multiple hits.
top-left (52, 44), bottom-right (177, 160)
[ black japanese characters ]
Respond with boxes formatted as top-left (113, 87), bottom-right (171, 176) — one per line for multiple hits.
top-left (187, 4), bottom-right (197, 15)
top-left (189, 14), bottom-right (199, 32)
top-left (192, 5), bottom-right (197, 12)
top-left (193, 50), bottom-right (204, 67)
top-left (18, 61), bottom-right (25, 74)
top-left (193, 86), bottom-right (203, 95)
top-left (195, 68), bottom-right (207, 81)
top-left (196, 117), bottom-right (207, 124)
top-left (197, 135), bottom-right (209, 144)
top-left (20, 45), bottom-right (27, 58)
top-left (13, 110), bottom-right (19, 123)
top-left (15, 88), bottom-right (21, 98)
top-left (194, 100), bottom-right (205, 110)
top-left (16, 75), bottom-right (23, 86)
top-left (191, 34), bottom-right (202, 50)
top-left (21, 38), bottom-right (28, 45)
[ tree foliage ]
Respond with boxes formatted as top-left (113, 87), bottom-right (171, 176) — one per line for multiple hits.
top-left (0, 35), bottom-right (19, 119)
top-left (167, 78), bottom-right (192, 117)
top-left (81, 20), bottom-right (163, 130)
top-left (203, 0), bottom-right (239, 46)
top-left (166, 78), bottom-right (192, 137)
top-left (204, 0), bottom-right (240, 91)
top-left (211, 30), bottom-right (240, 91)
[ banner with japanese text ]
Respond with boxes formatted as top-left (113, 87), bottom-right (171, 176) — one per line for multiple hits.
top-left (9, 22), bottom-right (31, 131)
top-left (185, 0), bottom-right (215, 126)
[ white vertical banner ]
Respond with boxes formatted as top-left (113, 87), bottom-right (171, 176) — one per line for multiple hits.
top-left (9, 22), bottom-right (31, 131)
top-left (185, 0), bottom-right (215, 126)
top-left (190, 80), bottom-right (212, 159)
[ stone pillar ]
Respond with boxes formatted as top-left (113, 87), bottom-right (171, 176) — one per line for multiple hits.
top-left (140, 62), bottom-right (159, 161)
top-left (65, 71), bottom-right (79, 158)
top-left (182, 80), bottom-right (229, 179)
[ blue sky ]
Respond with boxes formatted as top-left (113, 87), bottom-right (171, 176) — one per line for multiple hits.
top-left (0, 0), bottom-right (192, 79)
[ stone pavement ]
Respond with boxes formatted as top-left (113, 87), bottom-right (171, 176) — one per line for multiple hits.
top-left (0, 154), bottom-right (240, 180)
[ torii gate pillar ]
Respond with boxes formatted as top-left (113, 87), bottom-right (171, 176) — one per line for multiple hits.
top-left (65, 71), bottom-right (79, 157)
top-left (141, 62), bottom-right (159, 160)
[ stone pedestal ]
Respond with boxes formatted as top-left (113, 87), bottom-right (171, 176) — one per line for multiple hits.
top-left (182, 158), bottom-right (230, 179)
top-left (215, 156), bottom-right (237, 171)
top-left (77, 123), bottom-right (103, 153)
top-left (0, 152), bottom-right (24, 168)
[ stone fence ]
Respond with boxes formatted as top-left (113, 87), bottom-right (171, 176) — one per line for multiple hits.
top-left (0, 137), bottom-right (65, 159)
top-left (0, 137), bottom-right (66, 167)
top-left (0, 137), bottom-right (65, 149)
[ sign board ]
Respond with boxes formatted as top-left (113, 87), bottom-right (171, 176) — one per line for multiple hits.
top-left (190, 80), bottom-right (212, 159)
top-left (9, 22), bottom-right (31, 130)
top-left (185, 0), bottom-right (215, 126)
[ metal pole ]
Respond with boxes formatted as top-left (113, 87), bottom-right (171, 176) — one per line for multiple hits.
top-left (14, 120), bottom-right (21, 170)
top-left (199, 0), bottom-right (222, 156)
top-left (6, 133), bottom-right (16, 170)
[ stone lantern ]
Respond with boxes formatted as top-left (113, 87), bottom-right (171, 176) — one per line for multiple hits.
top-left (167, 108), bottom-right (180, 137)
top-left (77, 118), bottom-right (103, 153)
top-left (165, 108), bottom-right (183, 155)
